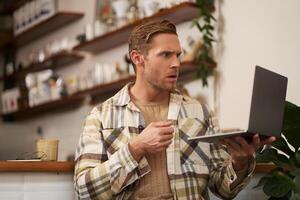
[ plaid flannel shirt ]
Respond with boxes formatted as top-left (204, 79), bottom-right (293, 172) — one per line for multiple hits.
top-left (74, 83), bottom-right (254, 200)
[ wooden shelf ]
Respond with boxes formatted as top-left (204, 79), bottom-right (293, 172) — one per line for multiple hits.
top-left (0, 161), bottom-right (74, 172)
top-left (0, 31), bottom-right (14, 49)
top-left (18, 51), bottom-right (84, 77)
top-left (76, 75), bottom-right (135, 97)
top-left (0, 51), bottom-right (84, 82)
top-left (1, 94), bottom-right (85, 121)
top-left (15, 12), bottom-right (84, 47)
top-left (0, 0), bottom-right (30, 14)
top-left (74, 2), bottom-right (199, 54)
top-left (0, 73), bottom-right (16, 83)
top-left (1, 61), bottom-right (197, 121)
top-left (0, 161), bottom-right (274, 173)
top-left (74, 61), bottom-right (198, 104)
top-left (77, 75), bottom-right (135, 105)
top-left (0, 62), bottom-right (209, 120)
top-left (179, 61), bottom-right (197, 76)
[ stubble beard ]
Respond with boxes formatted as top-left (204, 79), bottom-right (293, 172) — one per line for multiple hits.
top-left (147, 78), bottom-right (177, 92)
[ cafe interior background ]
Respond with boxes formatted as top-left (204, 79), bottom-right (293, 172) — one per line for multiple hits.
top-left (0, 0), bottom-right (299, 199)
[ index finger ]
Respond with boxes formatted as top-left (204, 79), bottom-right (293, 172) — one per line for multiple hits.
top-left (153, 121), bottom-right (173, 127)
top-left (160, 126), bottom-right (174, 135)
top-left (260, 136), bottom-right (276, 146)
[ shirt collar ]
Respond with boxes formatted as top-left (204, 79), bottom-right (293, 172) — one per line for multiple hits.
top-left (112, 82), bottom-right (186, 113)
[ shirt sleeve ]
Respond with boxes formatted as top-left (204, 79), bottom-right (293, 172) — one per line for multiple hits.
top-left (206, 107), bottom-right (255, 199)
top-left (74, 107), bottom-right (149, 200)
top-left (208, 144), bottom-right (255, 199)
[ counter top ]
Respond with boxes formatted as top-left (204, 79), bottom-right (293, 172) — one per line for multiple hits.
top-left (0, 161), bottom-right (275, 173)
top-left (0, 161), bottom-right (74, 172)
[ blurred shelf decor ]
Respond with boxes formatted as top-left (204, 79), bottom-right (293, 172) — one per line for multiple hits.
top-left (74, 2), bottom-right (199, 54)
top-left (1, 61), bottom-right (199, 121)
top-left (0, 1), bottom-right (218, 122)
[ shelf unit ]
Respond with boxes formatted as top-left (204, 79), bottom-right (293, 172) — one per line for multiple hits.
top-left (15, 12), bottom-right (84, 47)
top-left (0, 12), bottom-right (84, 49)
top-left (1, 61), bottom-right (199, 121)
top-left (0, 10), bottom-right (86, 121)
top-left (0, 161), bottom-right (276, 173)
top-left (0, 51), bottom-right (84, 82)
top-left (0, 0), bottom-right (29, 15)
top-left (0, 11), bottom-right (84, 81)
top-left (75, 75), bottom-right (134, 96)
top-left (0, 31), bottom-right (14, 50)
top-left (18, 51), bottom-right (84, 77)
top-left (2, 94), bottom-right (85, 121)
top-left (74, 2), bottom-right (199, 54)
top-left (78, 61), bottom-right (199, 104)
top-left (1, 3), bottom-right (209, 121)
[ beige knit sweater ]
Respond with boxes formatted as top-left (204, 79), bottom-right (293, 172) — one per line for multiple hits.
top-left (131, 98), bottom-right (173, 200)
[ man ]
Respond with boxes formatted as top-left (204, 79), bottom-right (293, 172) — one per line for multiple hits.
top-left (74, 20), bottom-right (275, 200)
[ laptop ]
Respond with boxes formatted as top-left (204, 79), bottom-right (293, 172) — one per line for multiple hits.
top-left (188, 66), bottom-right (288, 143)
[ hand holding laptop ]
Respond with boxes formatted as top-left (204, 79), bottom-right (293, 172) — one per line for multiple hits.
top-left (188, 66), bottom-right (287, 143)
top-left (218, 133), bottom-right (276, 171)
top-left (186, 65), bottom-right (286, 172)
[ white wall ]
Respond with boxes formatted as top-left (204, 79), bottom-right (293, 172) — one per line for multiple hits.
top-left (217, 0), bottom-right (300, 129)
top-left (0, 172), bottom-right (268, 200)
top-left (0, 173), bottom-right (75, 199)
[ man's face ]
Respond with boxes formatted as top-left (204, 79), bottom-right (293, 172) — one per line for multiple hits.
top-left (141, 33), bottom-right (181, 91)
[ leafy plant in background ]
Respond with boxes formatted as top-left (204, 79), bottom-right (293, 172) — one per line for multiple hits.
top-left (192, 0), bottom-right (217, 87)
top-left (255, 101), bottom-right (300, 200)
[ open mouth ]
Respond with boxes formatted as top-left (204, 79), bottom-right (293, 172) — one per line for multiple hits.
top-left (166, 75), bottom-right (178, 81)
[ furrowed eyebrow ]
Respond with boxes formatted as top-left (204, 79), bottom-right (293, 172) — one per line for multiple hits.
top-left (176, 52), bottom-right (182, 57)
top-left (158, 50), bottom-right (181, 55)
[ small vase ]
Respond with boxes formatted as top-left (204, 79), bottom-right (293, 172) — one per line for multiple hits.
top-left (112, 0), bottom-right (130, 19)
top-left (142, 0), bottom-right (159, 17)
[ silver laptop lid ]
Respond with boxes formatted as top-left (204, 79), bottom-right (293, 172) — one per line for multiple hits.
top-left (248, 66), bottom-right (288, 137)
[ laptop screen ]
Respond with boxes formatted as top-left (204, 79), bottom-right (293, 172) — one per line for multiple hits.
top-left (248, 66), bottom-right (288, 137)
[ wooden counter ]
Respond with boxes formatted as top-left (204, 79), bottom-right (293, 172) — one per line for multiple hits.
top-left (0, 161), bottom-right (74, 172)
top-left (0, 161), bottom-right (274, 173)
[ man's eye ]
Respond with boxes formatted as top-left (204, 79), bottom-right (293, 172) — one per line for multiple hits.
top-left (162, 52), bottom-right (171, 58)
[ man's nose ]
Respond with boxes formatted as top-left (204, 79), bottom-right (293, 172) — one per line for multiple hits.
top-left (170, 56), bottom-right (180, 69)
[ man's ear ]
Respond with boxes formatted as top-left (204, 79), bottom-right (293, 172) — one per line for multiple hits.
top-left (130, 50), bottom-right (144, 66)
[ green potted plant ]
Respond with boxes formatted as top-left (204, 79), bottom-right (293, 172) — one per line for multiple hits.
top-left (192, 0), bottom-right (217, 87)
top-left (255, 101), bottom-right (300, 200)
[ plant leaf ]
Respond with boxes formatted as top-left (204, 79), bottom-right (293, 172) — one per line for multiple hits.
top-left (291, 169), bottom-right (300, 177)
top-left (281, 101), bottom-right (300, 150)
top-left (284, 127), bottom-right (300, 151)
top-left (283, 101), bottom-right (300, 130)
top-left (294, 174), bottom-right (300, 193)
top-left (290, 191), bottom-right (300, 200)
top-left (253, 174), bottom-right (272, 189)
top-left (268, 196), bottom-right (289, 200)
top-left (256, 148), bottom-right (289, 168)
top-left (295, 151), bottom-right (300, 166)
top-left (192, 19), bottom-right (203, 32)
top-left (209, 14), bottom-right (216, 21)
top-left (196, 0), bottom-right (205, 7)
top-left (263, 172), bottom-right (293, 197)
top-left (271, 138), bottom-right (295, 157)
top-left (203, 24), bottom-right (214, 30)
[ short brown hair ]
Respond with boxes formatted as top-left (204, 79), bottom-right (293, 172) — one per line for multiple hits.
top-left (128, 20), bottom-right (177, 56)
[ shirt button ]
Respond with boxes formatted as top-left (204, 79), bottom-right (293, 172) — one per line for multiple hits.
top-left (138, 125), bottom-right (144, 132)
top-left (230, 175), bottom-right (235, 180)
